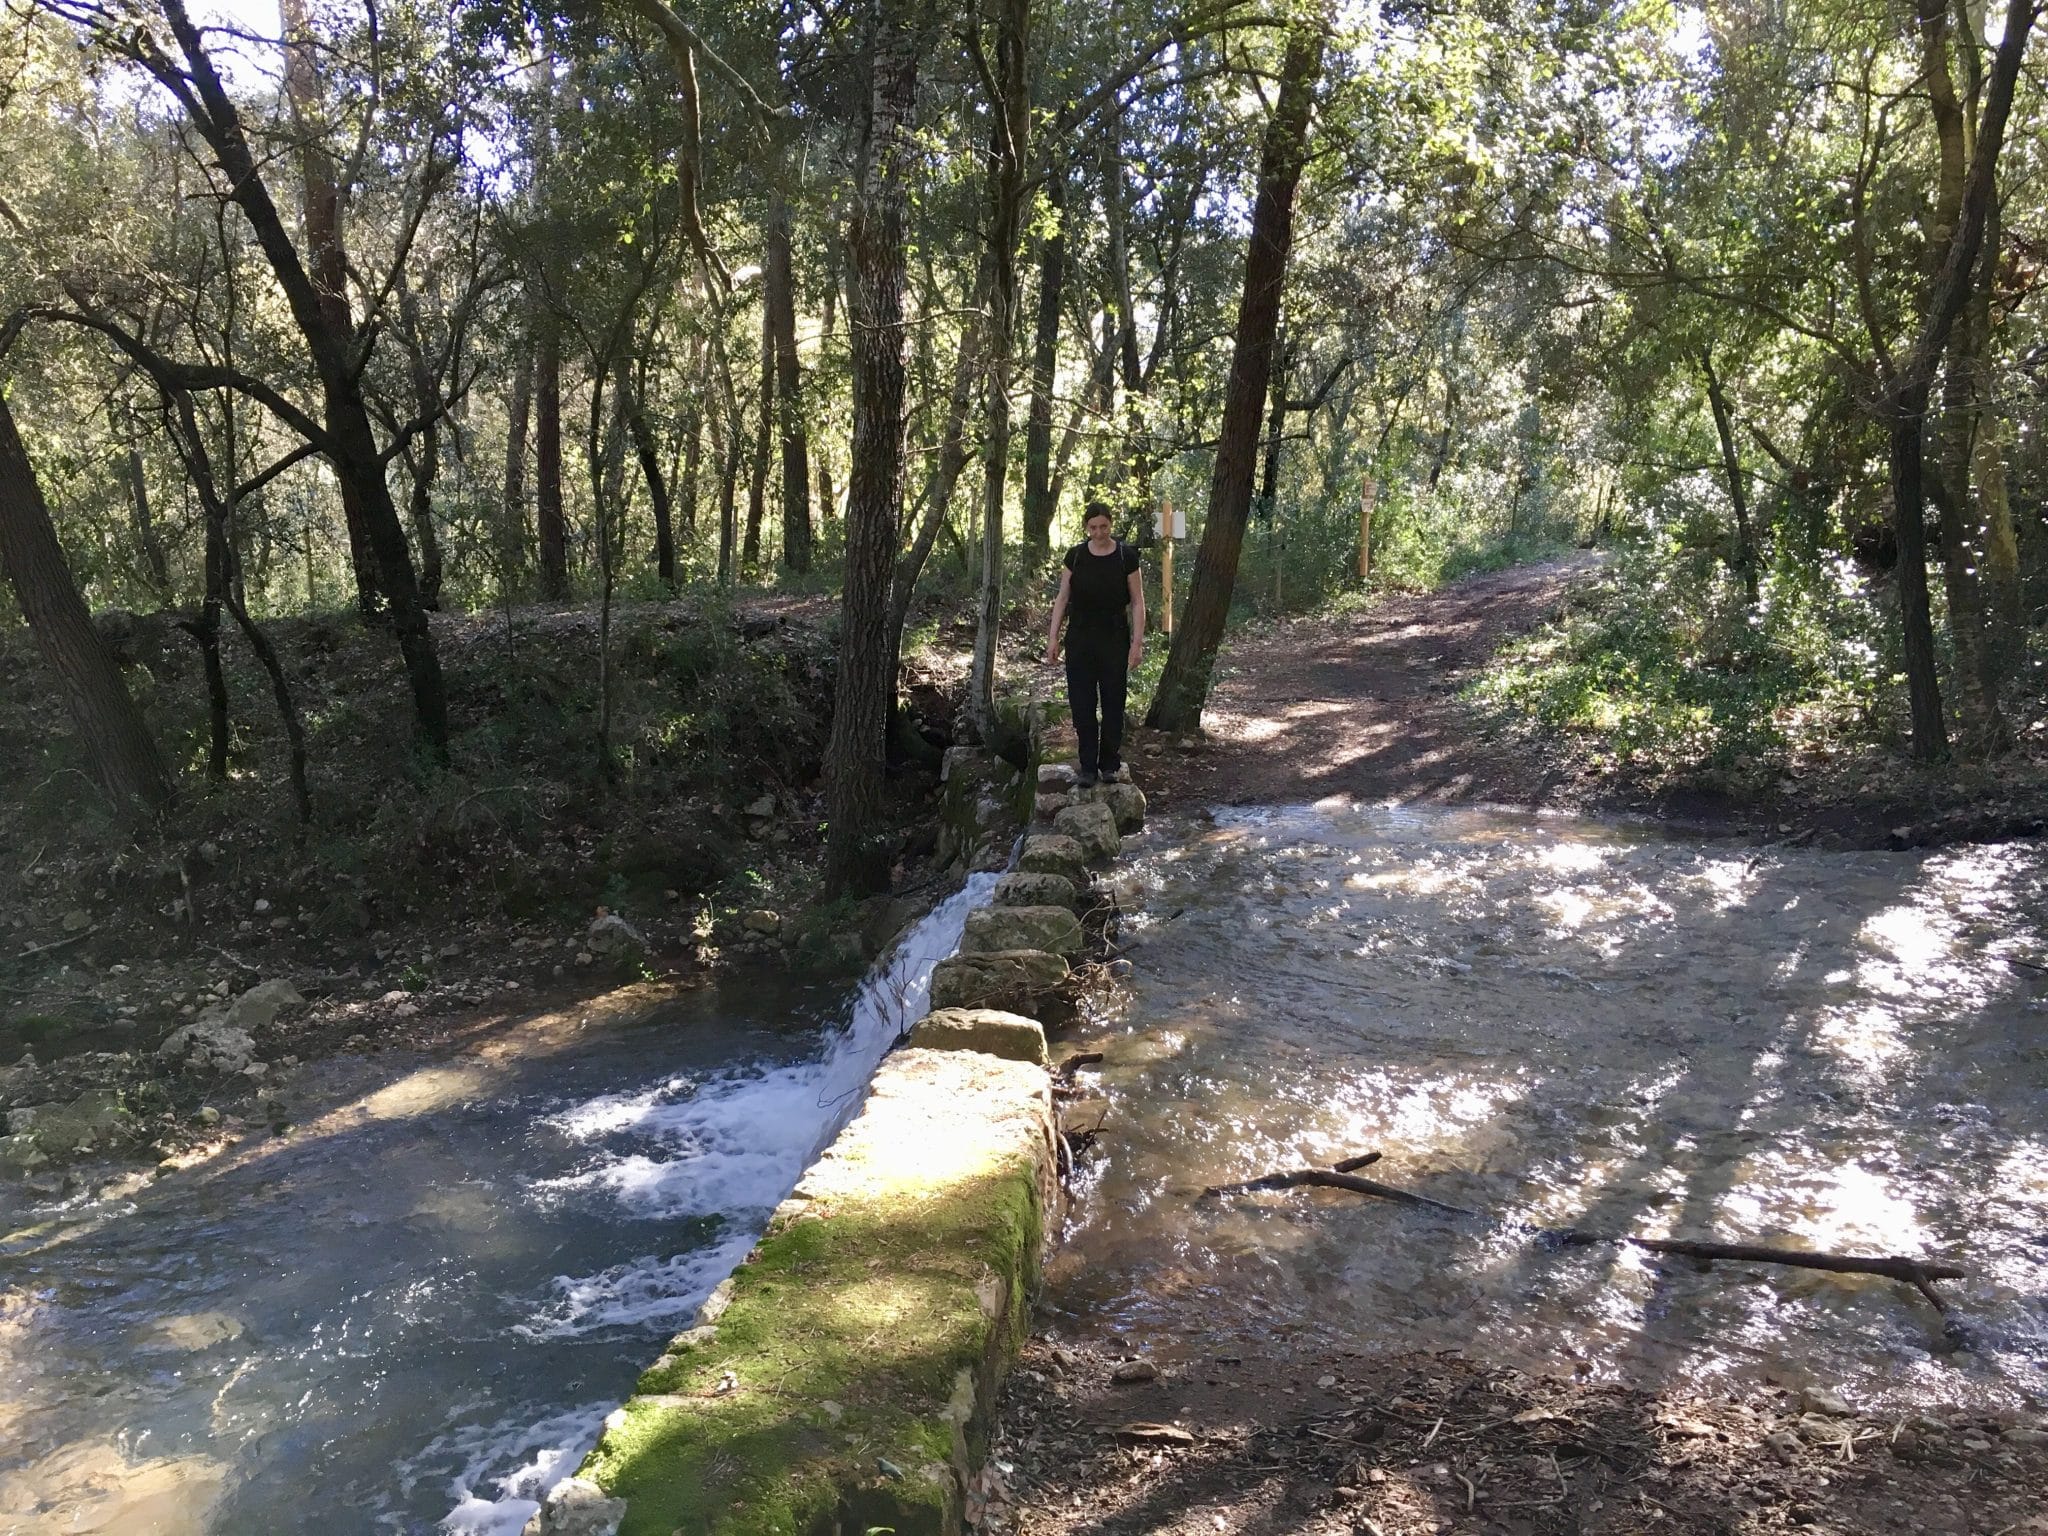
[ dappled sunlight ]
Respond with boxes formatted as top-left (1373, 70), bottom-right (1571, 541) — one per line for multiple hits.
top-left (1808, 1002), bottom-right (1910, 1082)
top-left (358, 1062), bottom-right (497, 1120)
top-left (1052, 803), bottom-right (2048, 1409)
top-left (1717, 1150), bottom-right (1935, 1256)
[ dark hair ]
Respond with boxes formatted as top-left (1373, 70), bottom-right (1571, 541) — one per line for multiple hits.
top-left (1083, 500), bottom-right (1113, 526)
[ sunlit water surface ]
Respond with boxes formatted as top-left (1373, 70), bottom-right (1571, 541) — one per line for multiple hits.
top-left (1052, 804), bottom-right (2048, 1411)
top-left (0, 877), bottom-right (993, 1535)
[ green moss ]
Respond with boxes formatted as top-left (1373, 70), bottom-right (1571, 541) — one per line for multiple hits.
top-left (579, 1053), bottom-right (1053, 1536)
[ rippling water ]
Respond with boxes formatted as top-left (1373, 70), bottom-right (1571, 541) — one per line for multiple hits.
top-left (1050, 804), bottom-right (2048, 1410)
top-left (0, 877), bottom-right (993, 1535)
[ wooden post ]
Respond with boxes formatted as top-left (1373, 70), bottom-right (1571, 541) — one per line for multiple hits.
top-left (1358, 476), bottom-right (1377, 584)
top-left (1158, 497), bottom-right (1175, 634)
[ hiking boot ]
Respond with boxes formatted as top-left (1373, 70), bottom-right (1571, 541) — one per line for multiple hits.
top-left (1076, 768), bottom-right (1099, 788)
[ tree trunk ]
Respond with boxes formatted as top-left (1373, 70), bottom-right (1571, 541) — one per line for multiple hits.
top-left (766, 188), bottom-right (814, 572)
top-left (825, 0), bottom-right (925, 894)
top-left (715, 376), bottom-right (742, 584)
top-left (678, 349), bottom-right (704, 543)
top-left (1049, 302), bottom-right (1111, 513)
top-left (396, 280), bottom-right (445, 611)
top-left (1146, 24), bottom-right (1322, 735)
top-left (1698, 347), bottom-right (1759, 606)
top-left (152, 0), bottom-right (448, 757)
top-left (1257, 329), bottom-right (1289, 519)
top-left (535, 317), bottom-right (569, 600)
top-left (125, 440), bottom-right (171, 596)
top-left (887, 255), bottom-right (992, 657)
top-left (1020, 174), bottom-right (1066, 557)
top-left (744, 287), bottom-right (773, 569)
top-left (1101, 110), bottom-right (1141, 394)
top-left (816, 269), bottom-right (839, 523)
top-left (620, 355), bottom-right (677, 587)
top-left (1888, 388), bottom-right (1950, 757)
top-left (196, 487), bottom-right (231, 779)
top-left (279, 0), bottom-right (379, 621)
top-left (0, 393), bottom-right (173, 817)
top-left (168, 387), bottom-right (312, 824)
top-left (966, 0), bottom-right (1032, 736)
top-left (1877, 0), bottom-right (2040, 763)
top-left (502, 343), bottom-right (534, 592)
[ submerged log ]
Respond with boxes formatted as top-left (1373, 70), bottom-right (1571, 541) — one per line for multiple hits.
top-left (1549, 1229), bottom-right (1967, 1284)
top-left (1204, 1155), bottom-right (1967, 1290)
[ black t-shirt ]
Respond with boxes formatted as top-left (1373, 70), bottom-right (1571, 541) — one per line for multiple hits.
top-left (1063, 539), bottom-right (1141, 634)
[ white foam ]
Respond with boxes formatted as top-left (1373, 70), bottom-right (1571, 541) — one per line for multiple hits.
top-left (426, 873), bottom-right (995, 1531)
top-left (530, 875), bottom-right (996, 1222)
top-left (515, 1233), bottom-right (758, 1339)
top-left (405, 1400), bottom-right (614, 1536)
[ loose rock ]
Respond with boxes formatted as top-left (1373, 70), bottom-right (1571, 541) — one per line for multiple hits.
top-left (156, 1018), bottom-right (258, 1075)
top-left (220, 979), bottom-right (305, 1032)
top-left (523, 1475), bottom-right (627, 1536)
top-left (587, 912), bottom-right (649, 956)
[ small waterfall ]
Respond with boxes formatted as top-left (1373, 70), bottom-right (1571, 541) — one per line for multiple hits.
top-left (436, 873), bottom-right (996, 1533)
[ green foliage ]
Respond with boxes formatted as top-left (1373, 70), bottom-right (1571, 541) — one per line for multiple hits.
top-left (1473, 538), bottom-right (1896, 783)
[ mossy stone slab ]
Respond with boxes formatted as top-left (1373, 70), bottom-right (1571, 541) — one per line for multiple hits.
top-left (563, 1049), bottom-right (1058, 1536)
top-left (907, 1008), bottom-right (1049, 1066)
top-left (991, 871), bottom-right (1079, 911)
top-left (928, 950), bottom-right (1069, 1013)
top-left (1016, 835), bottom-right (1087, 885)
top-left (1051, 801), bottom-right (1119, 861)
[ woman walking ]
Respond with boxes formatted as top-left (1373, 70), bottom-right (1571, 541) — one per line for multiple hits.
top-left (1045, 502), bottom-right (1146, 785)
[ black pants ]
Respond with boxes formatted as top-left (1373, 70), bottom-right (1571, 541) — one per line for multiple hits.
top-left (1065, 626), bottom-right (1129, 775)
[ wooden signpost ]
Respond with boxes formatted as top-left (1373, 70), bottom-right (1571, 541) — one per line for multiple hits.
top-left (1157, 498), bottom-right (1184, 633)
top-left (1358, 476), bottom-right (1378, 583)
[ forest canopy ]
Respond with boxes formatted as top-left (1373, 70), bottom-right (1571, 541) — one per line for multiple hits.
top-left (1, 0), bottom-right (2043, 887)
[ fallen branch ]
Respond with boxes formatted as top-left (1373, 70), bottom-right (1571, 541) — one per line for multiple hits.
top-left (17, 926), bottom-right (97, 960)
top-left (1198, 1151), bottom-right (1460, 1206)
top-left (1548, 1229), bottom-right (1967, 1284)
top-left (1205, 1154), bottom-right (1967, 1290)
top-left (1056, 1050), bottom-right (1105, 1077)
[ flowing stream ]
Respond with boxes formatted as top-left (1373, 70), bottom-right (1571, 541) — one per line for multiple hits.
top-left (1053, 804), bottom-right (2048, 1411)
top-left (0, 875), bottom-right (994, 1536)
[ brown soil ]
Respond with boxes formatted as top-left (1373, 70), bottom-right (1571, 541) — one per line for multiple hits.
top-left (1123, 557), bottom-right (1603, 817)
top-left (989, 1341), bottom-right (2048, 1536)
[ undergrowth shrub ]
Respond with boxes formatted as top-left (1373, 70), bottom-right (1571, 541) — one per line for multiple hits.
top-left (1470, 535), bottom-right (1896, 783)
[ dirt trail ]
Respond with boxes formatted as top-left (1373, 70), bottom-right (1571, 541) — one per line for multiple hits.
top-left (1126, 556), bottom-right (1601, 815)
